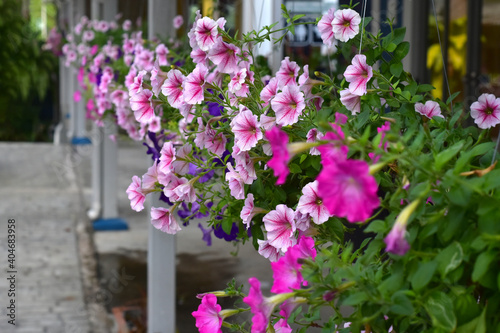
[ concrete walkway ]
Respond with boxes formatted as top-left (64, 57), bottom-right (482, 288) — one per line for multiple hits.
top-left (0, 143), bottom-right (92, 333)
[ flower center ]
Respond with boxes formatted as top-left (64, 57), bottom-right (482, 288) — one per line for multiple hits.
top-left (290, 101), bottom-right (297, 109)
top-left (485, 107), bottom-right (494, 115)
top-left (343, 20), bottom-right (351, 28)
top-left (316, 198), bottom-right (323, 206)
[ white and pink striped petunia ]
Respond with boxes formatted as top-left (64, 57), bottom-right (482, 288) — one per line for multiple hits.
top-left (263, 204), bottom-right (297, 252)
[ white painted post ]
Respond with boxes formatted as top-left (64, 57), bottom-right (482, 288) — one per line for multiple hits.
top-left (89, 0), bottom-right (127, 230)
top-left (147, 0), bottom-right (177, 332)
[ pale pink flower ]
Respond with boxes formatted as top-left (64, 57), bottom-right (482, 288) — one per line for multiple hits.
top-left (298, 64), bottom-right (314, 99)
top-left (259, 114), bottom-right (276, 131)
top-left (195, 17), bottom-right (221, 51)
top-left (272, 85), bottom-right (305, 126)
top-left (257, 239), bottom-right (282, 262)
top-left (172, 178), bottom-right (196, 203)
top-left (296, 180), bottom-right (332, 224)
top-left (161, 69), bottom-right (185, 108)
top-left (148, 116), bottom-right (161, 133)
top-left (192, 294), bottom-right (222, 333)
top-left (306, 128), bottom-right (324, 155)
top-left (231, 110), bottom-right (262, 151)
top-left (122, 19), bottom-right (132, 31)
top-left (134, 48), bottom-right (155, 71)
top-left (128, 69), bottom-right (147, 96)
top-left (276, 57), bottom-right (299, 88)
top-left (263, 204), bottom-right (297, 252)
top-left (208, 41), bottom-right (240, 74)
top-left (205, 130), bottom-right (227, 157)
top-left (172, 144), bottom-right (192, 175)
top-left (470, 93), bottom-right (500, 129)
top-left (173, 15), bottom-right (184, 29)
top-left (130, 89), bottom-right (155, 123)
top-left (344, 54), bottom-right (373, 96)
top-left (126, 176), bottom-right (146, 212)
top-left (340, 89), bottom-right (361, 114)
top-left (294, 211), bottom-right (311, 232)
top-left (316, 159), bottom-right (379, 223)
top-left (317, 8), bottom-right (336, 46)
top-left (415, 100), bottom-right (444, 119)
top-left (332, 8), bottom-right (361, 42)
top-left (225, 163), bottom-right (245, 200)
top-left (190, 47), bottom-right (209, 65)
top-left (260, 77), bottom-right (279, 106)
top-left (158, 141), bottom-right (176, 174)
top-left (265, 126), bottom-right (290, 185)
top-left (150, 206), bottom-right (182, 234)
top-left (110, 90), bottom-right (128, 108)
top-left (163, 176), bottom-right (187, 202)
top-left (183, 63), bottom-right (208, 105)
top-left (155, 43), bottom-right (169, 66)
top-left (240, 193), bottom-right (256, 229)
top-left (150, 60), bottom-right (168, 96)
top-left (142, 161), bottom-right (159, 191)
top-left (274, 319), bottom-right (292, 333)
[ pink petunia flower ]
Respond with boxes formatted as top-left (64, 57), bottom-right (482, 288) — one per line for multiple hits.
top-left (141, 161), bottom-right (159, 191)
top-left (194, 17), bottom-right (222, 51)
top-left (415, 100), bottom-right (444, 119)
top-left (296, 180), bottom-right (332, 224)
top-left (192, 294), bottom-right (223, 333)
top-left (190, 47), bottom-right (209, 65)
top-left (263, 204), bottom-right (297, 253)
top-left (163, 176), bottom-right (187, 202)
top-left (470, 93), bottom-right (500, 129)
top-left (158, 141), bottom-right (176, 174)
top-left (317, 125), bottom-right (348, 166)
top-left (340, 89), bottom-right (361, 115)
top-left (183, 63), bottom-right (208, 105)
top-left (150, 60), bottom-right (168, 96)
top-left (172, 143), bottom-right (192, 175)
top-left (155, 43), bottom-right (169, 66)
top-left (126, 176), bottom-right (146, 212)
top-left (240, 193), bottom-right (266, 229)
top-left (161, 69), bottom-right (185, 108)
top-left (173, 15), bottom-right (184, 29)
top-left (228, 68), bottom-right (250, 97)
top-left (130, 89), bottom-right (155, 124)
top-left (204, 131), bottom-right (227, 157)
top-left (274, 319), bottom-right (292, 333)
top-left (272, 85), bottom-right (305, 126)
top-left (208, 41), bottom-right (240, 74)
top-left (257, 239), bottom-right (282, 262)
top-left (172, 178), bottom-right (197, 203)
top-left (276, 57), bottom-right (300, 88)
top-left (344, 54), bottom-right (373, 96)
top-left (332, 8), bottom-right (361, 42)
top-left (231, 110), bottom-right (262, 151)
top-left (317, 158), bottom-right (379, 223)
top-left (317, 7), bottom-right (336, 46)
top-left (225, 163), bottom-right (245, 200)
top-left (150, 206), bottom-right (182, 234)
top-left (261, 77), bottom-right (279, 107)
top-left (306, 128), bottom-right (324, 155)
top-left (73, 90), bottom-right (82, 102)
top-left (265, 126), bottom-right (290, 185)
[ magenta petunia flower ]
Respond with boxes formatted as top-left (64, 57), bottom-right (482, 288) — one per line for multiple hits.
top-left (340, 89), bottom-right (361, 115)
top-left (183, 63), bottom-right (208, 105)
top-left (161, 69), bottom-right (185, 108)
top-left (231, 110), bottom-right (262, 151)
top-left (415, 100), bottom-right (444, 119)
top-left (192, 294), bottom-right (223, 333)
top-left (276, 57), bottom-right (300, 88)
top-left (150, 206), bottom-right (182, 234)
top-left (384, 221), bottom-right (410, 256)
top-left (272, 85), bottom-right (305, 126)
top-left (130, 89), bottom-right (155, 124)
top-left (126, 176), bottom-right (146, 212)
top-left (344, 54), bottom-right (373, 96)
top-left (317, 8), bottom-right (336, 46)
top-left (317, 125), bottom-right (348, 166)
top-left (243, 277), bottom-right (275, 333)
top-left (263, 204), bottom-right (297, 253)
top-left (296, 180), bottom-right (332, 224)
top-left (208, 41), bottom-right (240, 74)
top-left (316, 159), bottom-right (379, 223)
top-left (470, 93), bottom-right (500, 129)
top-left (332, 8), bottom-right (361, 42)
top-left (265, 126), bottom-right (290, 185)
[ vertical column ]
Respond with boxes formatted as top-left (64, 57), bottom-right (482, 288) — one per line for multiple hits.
top-left (147, 1), bottom-right (177, 332)
top-left (464, 0), bottom-right (483, 113)
top-left (403, 0), bottom-right (429, 84)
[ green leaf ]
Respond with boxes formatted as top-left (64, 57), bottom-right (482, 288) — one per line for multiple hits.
top-left (411, 260), bottom-right (437, 291)
top-left (436, 242), bottom-right (464, 278)
top-left (417, 84), bottom-right (435, 93)
top-left (292, 14), bottom-right (305, 21)
top-left (364, 220), bottom-right (386, 233)
top-left (435, 140), bottom-right (464, 171)
top-left (288, 163), bottom-right (302, 174)
top-left (424, 291), bottom-right (457, 332)
top-left (393, 42), bottom-right (410, 61)
top-left (446, 91), bottom-right (461, 105)
top-left (456, 306), bottom-right (487, 333)
top-left (390, 291), bottom-right (414, 315)
top-left (390, 63), bottom-right (403, 77)
top-left (342, 291), bottom-right (368, 306)
top-left (355, 108), bottom-right (370, 130)
top-left (472, 251), bottom-right (496, 282)
top-left (386, 42), bottom-right (397, 52)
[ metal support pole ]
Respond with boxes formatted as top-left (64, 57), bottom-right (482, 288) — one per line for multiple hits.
top-left (405, 0), bottom-right (430, 84)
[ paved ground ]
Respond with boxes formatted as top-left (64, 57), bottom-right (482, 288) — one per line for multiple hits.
top-left (0, 140), bottom-right (274, 333)
top-left (0, 143), bottom-right (91, 333)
